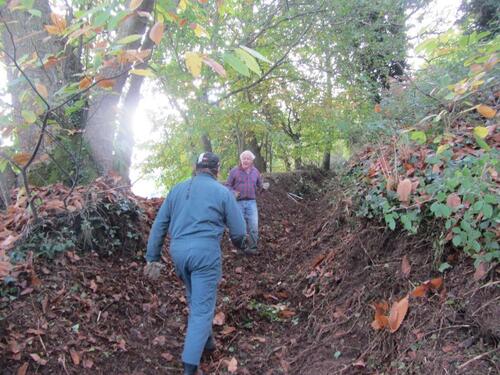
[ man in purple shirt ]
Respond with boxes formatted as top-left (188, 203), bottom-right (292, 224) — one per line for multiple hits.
top-left (226, 150), bottom-right (263, 254)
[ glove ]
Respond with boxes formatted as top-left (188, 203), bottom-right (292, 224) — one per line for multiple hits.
top-left (143, 262), bottom-right (164, 281)
top-left (230, 235), bottom-right (247, 251)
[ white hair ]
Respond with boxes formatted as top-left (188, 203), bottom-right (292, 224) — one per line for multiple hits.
top-left (240, 150), bottom-right (255, 160)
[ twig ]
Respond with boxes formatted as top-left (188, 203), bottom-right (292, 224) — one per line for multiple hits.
top-left (464, 280), bottom-right (500, 297)
top-left (357, 237), bottom-right (375, 266)
top-left (457, 348), bottom-right (500, 370)
top-left (287, 193), bottom-right (299, 203)
top-left (471, 295), bottom-right (500, 316)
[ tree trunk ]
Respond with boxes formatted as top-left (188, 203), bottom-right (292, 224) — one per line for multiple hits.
top-left (1, 1), bottom-right (81, 192)
top-left (84, 0), bottom-right (154, 176)
top-left (114, 35), bottom-right (155, 181)
top-left (201, 134), bottom-right (213, 152)
top-left (0, 167), bottom-right (16, 209)
top-left (247, 135), bottom-right (266, 172)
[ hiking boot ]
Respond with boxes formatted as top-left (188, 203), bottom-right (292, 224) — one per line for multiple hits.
top-left (183, 362), bottom-right (202, 375)
top-left (204, 335), bottom-right (216, 352)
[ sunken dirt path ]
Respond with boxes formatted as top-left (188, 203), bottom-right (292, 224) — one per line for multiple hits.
top-left (2, 171), bottom-right (497, 375)
top-left (0, 172), bottom-right (330, 375)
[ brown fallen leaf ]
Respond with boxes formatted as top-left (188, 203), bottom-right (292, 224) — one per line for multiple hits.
top-left (397, 178), bottom-right (412, 202)
top-left (17, 362), bottom-right (28, 375)
top-left (30, 353), bottom-right (48, 365)
top-left (153, 335), bottom-right (166, 346)
top-left (226, 357), bottom-right (238, 373)
top-left (89, 279), bottom-right (98, 293)
top-left (388, 295), bottom-right (409, 333)
top-left (221, 326), bottom-right (237, 336)
top-left (278, 309), bottom-right (295, 319)
top-left (371, 301), bottom-right (389, 330)
top-left (82, 359), bottom-right (93, 369)
top-left (69, 349), bottom-right (80, 365)
top-left (213, 311), bottom-right (225, 326)
top-left (429, 277), bottom-right (443, 290)
top-left (401, 255), bottom-right (411, 277)
top-left (473, 262), bottom-right (489, 281)
top-left (446, 193), bottom-right (461, 209)
top-left (161, 352), bottom-right (174, 361)
top-left (352, 359), bottom-right (366, 368)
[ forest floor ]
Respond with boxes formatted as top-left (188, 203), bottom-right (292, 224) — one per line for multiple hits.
top-left (0, 170), bottom-right (498, 374)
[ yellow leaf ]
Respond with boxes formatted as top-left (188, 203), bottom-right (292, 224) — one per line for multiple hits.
top-left (35, 83), bottom-right (48, 99)
top-left (12, 152), bottom-right (32, 165)
top-left (396, 178), bottom-right (412, 202)
top-left (436, 144), bottom-right (448, 154)
top-left (129, 0), bottom-right (144, 10)
top-left (44, 25), bottom-right (60, 35)
top-left (477, 104), bottom-right (496, 119)
top-left (130, 69), bottom-right (155, 77)
top-left (194, 24), bottom-right (209, 38)
top-left (178, 0), bottom-right (188, 12)
top-left (149, 21), bottom-right (164, 45)
top-left (184, 52), bottom-right (202, 77)
top-left (50, 13), bottom-right (66, 32)
top-left (473, 126), bottom-right (489, 139)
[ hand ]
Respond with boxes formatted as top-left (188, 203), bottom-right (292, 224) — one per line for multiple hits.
top-left (262, 182), bottom-right (270, 190)
top-left (144, 262), bottom-right (164, 281)
top-left (233, 190), bottom-right (240, 199)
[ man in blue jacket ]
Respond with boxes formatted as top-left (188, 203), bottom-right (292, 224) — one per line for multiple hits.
top-left (144, 152), bottom-right (247, 375)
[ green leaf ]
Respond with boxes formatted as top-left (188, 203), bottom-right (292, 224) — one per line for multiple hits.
top-left (235, 48), bottom-right (261, 75)
top-left (484, 194), bottom-right (497, 204)
top-left (21, 110), bottom-right (37, 124)
top-left (116, 34), bottom-right (143, 45)
top-left (482, 203), bottom-right (493, 219)
top-left (438, 262), bottom-right (452, 272)
top-left (475, 136), bottom-right (491, 151)
top-left (0, 158), bottom-right (8, 173)
top-left (130, 68), bottom-right (156, 77)
top-left (410, 130), bottom-right (426, 144)
top-left (239, 45), bottom-right (272, 64)
top-left (472, 201), bottom-right (484, 212)
top-left (223, 52), bottom-right (249, 77)
top-left (28, 8), bottom-right (42, 17)
top-left (452, 235), bottom-right (462, 246)
top-left (385, 214), bottom-right (396, 230)
top-left (109, 11), bottom-right (130, 31)
top-left (93, 11), bottom-right (110, 27)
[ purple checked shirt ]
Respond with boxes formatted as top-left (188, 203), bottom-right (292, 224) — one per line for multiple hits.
top-left (226, 166), bottom-right (262, 200)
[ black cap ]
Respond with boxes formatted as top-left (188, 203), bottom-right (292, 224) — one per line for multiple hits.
top-left (196, 152), bottom-right (220, 169)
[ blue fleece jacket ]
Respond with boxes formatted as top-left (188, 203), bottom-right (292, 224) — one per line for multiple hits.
top-left (145, 172), bottom-right (247, 262)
